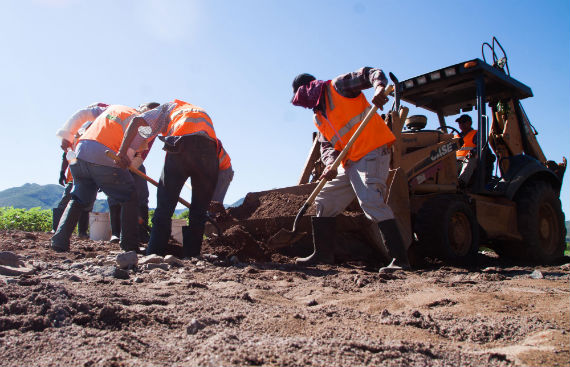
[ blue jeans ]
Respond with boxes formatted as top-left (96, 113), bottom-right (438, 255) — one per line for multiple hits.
top-left (147, 135), bottom-right (218, 257)
top-left (51, 158), bottom-right (138, 251)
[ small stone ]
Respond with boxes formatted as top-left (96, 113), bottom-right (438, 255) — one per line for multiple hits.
top-left (241, 292), bottom-right (254, 302)
top-left (164, 255), bottom-right (184, 267)
top-left (144, 263), bottom-right (170, 271)
top-left (560, 263), bottom-right (570, 271)
top-left (186, 318), bottom-right (204, 335)
top-left (101, 266), bottom-right (129, 280)
top-left (482, 267), bottom-right (500, 273)
top-left (229, 256), bottom-right (239, 265)
top-left (530, 270), bottom-right (544, 279)
top-left (0, 265), bottom-right (35, 276)
top-left (202, 254), bottom-right (218, 262)
top-left (140, 254), bottom-right (165, 265)
top-left (306, 299), bottom-right (318, 307)
top-left (116, 251), bottom-right (138, 269)
top-left (133, 277), bottom-right (143, 283)
top-left (70, 263), bottom-right (85, 269)
top-left (196, 261), bottom-right (205, 267)
top-left (0, 252), bottom-right (24, 267)
top-left (68, 274), bottom-right (81, 282)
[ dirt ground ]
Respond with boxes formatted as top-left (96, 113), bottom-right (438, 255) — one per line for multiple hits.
top-left (1, 228), bottom-right (569, 367)
top-left (1, 193), bottom-right (569, 366)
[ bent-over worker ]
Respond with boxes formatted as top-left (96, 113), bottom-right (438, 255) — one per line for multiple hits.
top-left (291, 67), bottom-right (410, 271)
top-left (51, 105), bottom-right (141, 253)
top-left (117, 99), bottom-right (219, 258)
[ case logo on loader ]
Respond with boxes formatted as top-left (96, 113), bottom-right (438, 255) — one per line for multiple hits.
top-left (430, 142), bottom-right (456, 161)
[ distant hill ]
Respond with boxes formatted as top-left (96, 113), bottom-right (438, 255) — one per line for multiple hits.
top-left (0, 183), bottom-right (109, 212)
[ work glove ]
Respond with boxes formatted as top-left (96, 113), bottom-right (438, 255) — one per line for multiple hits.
top-left (60, 139), bottom-right (72, 151)
top-left (320, 165), bottom-right (338, 181)
top-left (372, 85), bottom-right (389, 110)
top-left (59, 170), bottom-right (67, 186)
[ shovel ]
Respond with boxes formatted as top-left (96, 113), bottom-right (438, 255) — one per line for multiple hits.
top-left (104, 151), bottom-right (221, 237)
top-left (267, 85), bottom-right (394, 248)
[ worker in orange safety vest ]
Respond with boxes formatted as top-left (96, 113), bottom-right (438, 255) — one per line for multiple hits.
top-left (291, 68), bottom-right (409, 272)
top-left (51, 105), bottom-right (143, 253)
top-left (117, 99), bottom-right (219, 259)
top-left (454, 114), bottom-right (479, 187)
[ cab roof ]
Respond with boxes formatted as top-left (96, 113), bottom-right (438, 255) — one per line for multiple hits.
top-left (397, 59), bottom-right (533, 116)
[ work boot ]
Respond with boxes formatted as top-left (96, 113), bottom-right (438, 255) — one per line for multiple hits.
top-left (377, 219), bottom-right (411, 272)
top-left (138, 205), bottom-right (150, 243)
top-left (77, 210), bottom-right (90, 239)
top-left (51, 200), bottom-right (83, 252)
top-left (119, 192), bottom-right (140, 252)
top-left (295, 216), bottom-right (335, 265)
top-left (51, 208), bottom-right (64, 233)
top-left (109, 204), bottom-right (121, 242)
top-left (182, 221), bottom-right (205, 258)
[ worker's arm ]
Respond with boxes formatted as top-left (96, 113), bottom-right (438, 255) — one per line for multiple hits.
top-left (58, 152), bottom-right (69, 186)
top-left (117, 116), bottom-right (148, 169)
top-left (56, 106), bottom-right (106, 150)
top-left (318, 134), bottom-right (339, 180)
top-left (332, 67), bottom-right (389, 109)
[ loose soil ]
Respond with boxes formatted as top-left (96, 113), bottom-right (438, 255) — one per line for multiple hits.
top-left (1, 229), bottom-right (569, 367)
top-left (1, 193), bottom-right (569, 366)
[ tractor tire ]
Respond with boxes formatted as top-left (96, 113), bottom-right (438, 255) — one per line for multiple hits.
top-left (497, 180), bottom-right (566, 264)
top-left (414, 195), bottom-right (480, 265)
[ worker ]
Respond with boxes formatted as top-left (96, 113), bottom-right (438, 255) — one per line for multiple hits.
top-left (454, 114), bottom-right (478, 187)
top-left (52, 103), bottom-right (109, 237)
top-left (290, 68), bottom-right (410, 271)
top-left (117, 99), bottom-right (219, 259)
top-left (108, 102), bottom-right (160, 244)
top-left (209, 139), bottom-right (233, 212)
top-left (53, 120), bottom-right (95, 237)
top-left (51, 105), bottom-right (142, 253)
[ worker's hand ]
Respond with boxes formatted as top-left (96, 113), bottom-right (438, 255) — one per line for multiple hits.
top-left (61, 139), bottom-right (72, 151)
top-left (116, 151), bottom-right (131, 169)
top-left (58, 170), bottom-right (66, 186)
top-left (320, 165), bottom-right (338, 181)
top-left (372, 86), bottom-right (389, 110)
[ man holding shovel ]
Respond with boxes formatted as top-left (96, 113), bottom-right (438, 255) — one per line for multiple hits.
top-left (290, 67), bottom-right (410, 271)
top-left (51, 105), bottom-right (143, 253)
top-left (116, 99), bottom-right (219, 259)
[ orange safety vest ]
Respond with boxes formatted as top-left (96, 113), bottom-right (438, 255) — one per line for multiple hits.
top-left (218, 144), bottom-right (231, 170)
top-left (79, 105), bottom-right (138, 153)
top-left (314, 81), bottom-right (395, 165)
top-left (455, 130), bottom-right (477, 158)
top-left (165, 99), bottom-right (216, 140)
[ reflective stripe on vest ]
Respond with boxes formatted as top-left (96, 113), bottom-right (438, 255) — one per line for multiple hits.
top-left (79, 105), bottom-right (138, 153)
top-left (218, 146), bottom-right (231, 170)
top-left (455, 130), bottom-right (477, 158)
top-left (314, 82), bottom-right (395, 165)
top-left (165, 99), bottom-right (216, 139)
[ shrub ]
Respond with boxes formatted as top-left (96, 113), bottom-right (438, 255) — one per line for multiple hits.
top-left (0, 207), bottom-right (52, 232)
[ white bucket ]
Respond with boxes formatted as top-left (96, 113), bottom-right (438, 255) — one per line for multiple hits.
top-left (171, 219), bottom-right (187, 244)
top-left (89, 212), bottom-right (112, 241)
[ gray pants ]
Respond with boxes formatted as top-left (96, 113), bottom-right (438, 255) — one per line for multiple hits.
top-left (211, 166), bottom-right (234, 203)
top-left (315, 146), bottom-right (394, 223)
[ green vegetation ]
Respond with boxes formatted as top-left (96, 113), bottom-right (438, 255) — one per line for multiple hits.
top-left (0, 207), bottom-right (52, 232)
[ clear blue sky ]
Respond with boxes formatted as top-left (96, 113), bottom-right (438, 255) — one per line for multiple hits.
top-left (0, 0), bottom-right (568, 215)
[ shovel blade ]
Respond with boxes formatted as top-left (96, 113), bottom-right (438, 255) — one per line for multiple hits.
top-left (266, 228), bottom-right (307, 249)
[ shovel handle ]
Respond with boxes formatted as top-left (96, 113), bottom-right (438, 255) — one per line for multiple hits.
top-left (105, 150), bottom-right (192, 209)
top-left (303, 84), bottom-right (394, 207)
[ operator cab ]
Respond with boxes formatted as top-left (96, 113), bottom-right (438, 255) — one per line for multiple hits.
top-left (396, 55), bottom-right (534, 195)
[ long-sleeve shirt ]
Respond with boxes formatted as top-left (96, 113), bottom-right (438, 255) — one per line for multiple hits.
top-left (317, 67), bottom-right (388, 166)
top-left (56, 105), bottom-right (107, 143)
